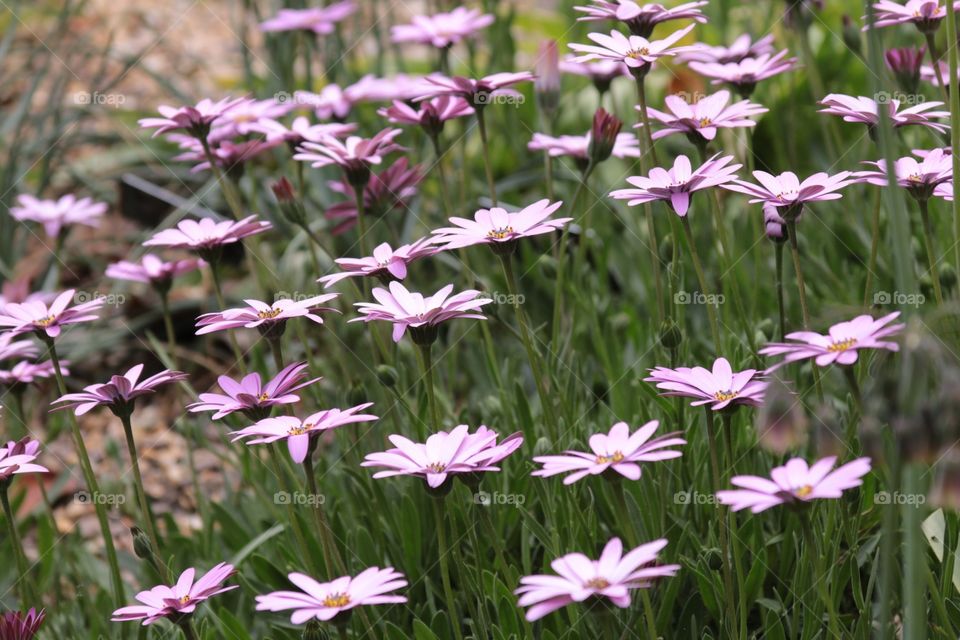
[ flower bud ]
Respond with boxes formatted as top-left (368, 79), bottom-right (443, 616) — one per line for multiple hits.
top-left (535, 40), bottom-right (561, 117)
top-left (132, 527), bottom-right (154, 561)
top-left (658, 234), bottom-right (674, 264)
top-left (271, 177), bottom-right (307, 227)
top-left (659, 319), bottom-right (683, 350)
top-left (375, 364), bottom-right (398, 387)
top-left (347, 384), bottom-right (369, 408)
top-left (763, 204), bottom-right (788, 242)
top-left (842, 15), bottom-right (861, 54)
top-left (588, 108), bottom-right (623, 165)
top-left (303, 620), bottom-right (330, 640)
top-left (885, 47), bottom-right (924, 95)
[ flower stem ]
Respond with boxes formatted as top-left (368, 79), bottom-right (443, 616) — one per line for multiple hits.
top-left (158, 289), bottom-right (178, 366)
top-left (634, 75), bottom-right (659, 167)
top-left (721, 412), bottom-right (747, 640)
top-left (432, 498), bottom-right (465, 640)
top-left (925, 32), bottom-right (950, 103)
top-left (178, 618), bottom-right (199, 640)
top-left (430, 133), bottom-right (455, 221)
top-left (917, 198), bottom-right (944, 305)
top-left (268, 337), bottom-right (285, 373)
top-left (418, 344), bottom-right (441, 432)
top-left (119, 413), bottom-right (168, 582)
top-left (864, 188), bottom-right (882, 308)
top-left (1, 485), bottom-right (32, 603)
top-left (774, 243), bottom-right (786, 341)
top-left (198, 135), bottom-right (245, 220)
top-left (48, 342), bottom-right (125, 604)
top-left (639, 589), bottom-right (659, 640)
top-left (680, 217), bottom-right (721, 351)
top-left (476, 108), bottom-right (498, 206)
top-left (499, 254), bottom-right (557, 434)
top-left (801, 516), bottom-right (841, 636)
top-left (553, 161), bottom-right (594, 346)
top-left (353, 183), bottom-right (370, 259)
top-left (948, 0), bottom-right (960, 300)
top-left (704, 408), bottom-right (737, 638)
top-left (208, 262), bottom-right (247, 375)
top-left (633, 75), bottom-right (665, 324)
top-left (785, 219), bottom-right (825, 400)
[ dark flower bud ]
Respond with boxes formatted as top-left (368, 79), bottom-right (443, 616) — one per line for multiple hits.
top-left (375, 364), bottom-right (398, 387)
top-left (659, 233), bottom-right (674, 264)
top-left (588, 108), bottom-right (623, 165)
top-left (842, 15), bottom-right (861, 54)
top-left (885, 47), bottom-right (925, 95)
top-left (271, 178), bottom-right (307, 227)
top-left (763, 204), bottom-right (788, 242)
top-left (659, 319), bottom-right (683, 350)
top-left (132, 527), bottom-right (154, 561)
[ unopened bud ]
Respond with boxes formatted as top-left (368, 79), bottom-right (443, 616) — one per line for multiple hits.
top-left (885, 47), bottom-right (924, 95)
top-left (132, 527), bottom-right (154, 561)
top-left (303, 620), bottom-right (330, 640)
top-left (375, 364), bottom-right (398, 387)
top-left (588, 108), bottom-right (623, 165)
top-left (659, 320), bottom-right (683, 350)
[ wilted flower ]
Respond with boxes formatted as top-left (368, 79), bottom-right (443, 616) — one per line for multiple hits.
top-left (255, 567), bottom-right (407, 624)
top-left (10, 194), bottom-right (106, 238)
top-left (574, 0), bottom-right (707, 37)
top-left (689, 51), bottom-right (798, 95)
top-left (111, 563), bottom-right (237, 625)
top-left (195, 295), bottom-right (339, 337)
top-left (390, 7), bottom-right (494, 48)
top-left (0, 439), bottom-right (48, 483)
top-left (641, 90), bottom-right (768, 143)
top-left (716, 457), bottom-right (871, 512)
top-left (318, 238), bottom-right (439, 288)
top-left (431, 199), bottom-right (571, 253)
top-left (362, 424), bottom-right (523, 489)
top-left (260, 1), bottom-right (356, 34)
top-left (0, 289), bottom-right (102, 339)
top-left (760, 312), bottom-right (904, 368)
top-left (187, 362), bottom-right (320, 421)
top-left (610, 154), bottom-right (741, 216)
top-left (52, 364), bottom-right (187, 417)
top-left (532, 420), bottom-right (684, 484)
top-left (230, 404), bottom-right (378, 463)
top-left (645, 357), bottom-right (767, 410)
top-left (515, 537), bottom-right (679, 621)
top-left (570, 25), bottom-right (696, 77)
top-left (352, 282), bottom-right (491, 344)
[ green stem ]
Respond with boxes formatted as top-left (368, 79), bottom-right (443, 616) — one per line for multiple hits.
top-left (553, 162), bottom-right (594, 346)
top-left (418, 344), bottom-right (441, 432)
top-left (634, 74), bottom-right (659, 167)
top-left (785, 218), bottom-right (824, 401)
top-left (432, 498), bottom-right (465, 640)
top-left (680, 217), bottom-right (721, 351)
top-left (1, 486), bottom-right (32, 603)
top-left (48, 342), bottom-right (125, 604)
top-left (208, 262), bottom-right (247, 375)
top-left (639, 589), bottom-right (659, 640)
top-left (864, 188), bottom-right (882, 308)
top-left (178, 619), bottom-right (199, 640)
top-left (722, 412), bottom-right (747, 640)
top-left (801, 517), bottom-right (840, 636)
top-left (198, 135), bottom-right (245, 220)
top-left (119, 413), bottom-right (168, 581)
top-left (948, 0), bottom-right (960, 300)
top-left (704, 408), bottom-right (737, 638)
top-left (902, 463), bottom-right (926, 639)
top-left (269, 337), bottom-right (285, 373)
top-left (925, 32), bottom-right (950, 103)
top-left (476, 108), bottom-right (498, 206)
top-left (918, 198), bottom-right (944, 305)
top-left (158, 290), bottom-right (178, 365)
top-left (775, 243), bottom-right (786, 341)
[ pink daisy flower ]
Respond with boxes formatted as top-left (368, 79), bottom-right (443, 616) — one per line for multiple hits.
top-left (11, 194), bottom-right (106, 238)
top-left (570, 25), bottom-right (696, 75)
top-left (645, 357), bottom-right (767, 410)
top-left (325, 158), bottom-right (423, 235)
top-left (921, 60), bottom-right (959, 86)
top-left (230, 404), bottom-right (378, 463)
top-left (187, 362), bottom-right (321, 420)
top-left (0, 289), bottom-right (102, 339)
top-left (0, 333), bottom-right (38, 361)
top-left (378, 96), bottom-right (474, 137)
top-left (362, 424), bottom-right (524, 489)
top-left (678, 33), bottom-right (776, 64)
top-left (294, 85), bottom-right (353, 120)
top-left (574, 0), bottom-right (707, 37)
top-left (143, 216), bottom-right (272, 254)
top-left (722, 169), bottom-right (855, 219)
top-left (0, 360), bottom-right (61, 387)
top-left (559, 55), bottom-right (629, 86)
top-left (854, 148), bottom-right (953, 200)
top-left (213, 97), bottom-right (292, 136)
top-left (689, 51), bottom-right (798, 95)
top-left (391, 7), bottom-right (494, 48)
top-left (0, 438), bottom-right (48, 481)
top-left (862, 0), bottom-right (960, 33)
top-left (174, 138), bottom-right (280, 173)
top-left (416, 72), bottom-right (535, 108)
top-left (105, 254), bottom-right (204, 288)
top-left (51, 363), bottom-right (187, 417)
top-left (253, 116), bottom-right (356, 145)
top-left (818, 94), bottom-right (949, 133)
top-left (255, 567), bottom-right (407, 624)
top-left (431, 199), bottom-right (571, 253)
top-left (642, 90), bottom-right (768, 142)
top-left (717, 456), bottom-right (872, 512)
top-left (318, 238), bottom-right (440, 288)
top-left (138, 97), bottom-right (247, 137)
top-left (515, 537), bottom-right (679, 621)
top-left (532, 420), bottom-right (684, 484)
top-left (195, 294), bottom-right (339, 337)
top-left (111, 563), bottom-right (237, 625)
top-left (528, 131), bottom-right (640, 162)
top-left (345, 73), bottom-right (442, 104)
top-left (610, 154), bottom-right (741, 216)
top-left (294, 129), bottom-right (404, 186)
top-left (0, 608), bottom-right (45, 639)
top-left (260, 1), bottom-right (356, 34)
top-left (352, 281), bottom-right (491, 344)
top-left (759, 312), bottom-right (904, 368)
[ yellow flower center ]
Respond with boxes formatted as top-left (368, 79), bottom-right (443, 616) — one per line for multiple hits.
top-left (487, 226), bottom-right (514, 240)
top-left (323, 593), bottom-right (351, 608)
top-left (258, 308), bottom-right (283, 320)
top-left (35, 315), bottom-right (56, 327)
top-left (178, 595), bottom-right (190, 605)
top-left (626, 48), bottom-right (649, 59)
top-left (714, 390), bottom-right (738, 402)
top-left (288, 425), bottom-right (309, 436)
top-left (584, 577), bottom-right (610, 590)
top-left (595, 451), bottom-right (625, 465)
top-left (827, 338), bottom-right (857, 352)
top-left (794, 484), bottom-right (813, 498)
top-left (257, 392), bottom-right (270, 402)
top-left (699, 117), bottom-right (712, 127)
top-left (427, 462), bottom-right (446, 473)
top-left (907, 173), bottom-right (923, 182)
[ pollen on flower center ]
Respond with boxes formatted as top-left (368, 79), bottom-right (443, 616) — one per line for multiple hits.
top-left (584, 577), bottom-right (610, 590)
top-left (487, 226), bottom-right (515, 240)
top-left (626, 48), bottom-right (649, 59)
top-left (427, 462), bottom-right (446, 473)
top-left (907, 173), bottom-right (923, 182)
top-left (794, 484), bottom-right (813, 498)
top-left (322, 592), bottom-right (351, 608)
top-left (178, 595), bottom-right (191, 605)
top-left (595, 451), bottom-right (625, 464)
top-left (258, 308), bottom-right (283, 320)
top-left (257, 392), bottom-right (270, 402)
top-left (34, 315), bottom-right (56, 327)
top-left (288, 425), bottom-right (309, 436)
top-left (698, 117), bottom-right (712, 127)
top-left (827, 338), bottom-right (857, 352)
top-left (714, 390), bottom-right (739, 402)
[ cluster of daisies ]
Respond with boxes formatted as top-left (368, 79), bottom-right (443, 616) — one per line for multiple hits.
top-left (0, 0), bottom-right (944, 635)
